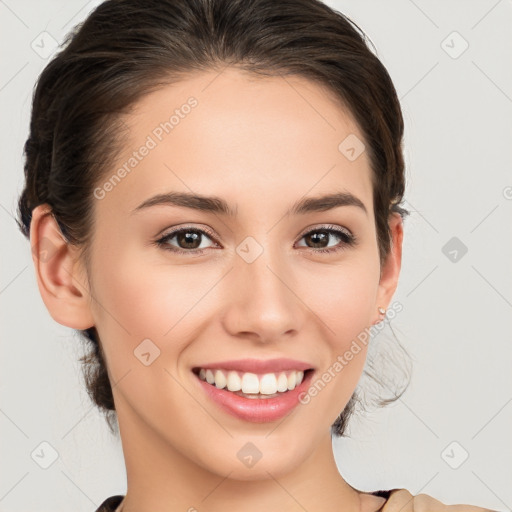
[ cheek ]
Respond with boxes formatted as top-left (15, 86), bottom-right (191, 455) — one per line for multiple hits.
top-left (88, 246), bottom-right (224, 371)
top-left (91, 245), bottom-right (203, 333)
top-left (87, 250), bottom-right (207, 422)
top-left (296, 258), bottom-right (379, 414)
top-left (300, 256), bottom-right (380, 343)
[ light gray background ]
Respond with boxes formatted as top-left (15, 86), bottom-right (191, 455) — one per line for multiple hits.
top-left (1, 1), bottom-right (511, 511)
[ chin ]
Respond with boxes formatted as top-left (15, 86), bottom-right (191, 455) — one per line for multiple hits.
top-left (192, 436), bottom-right (310, 482)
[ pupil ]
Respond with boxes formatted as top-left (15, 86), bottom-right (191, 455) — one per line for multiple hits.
top-left (179, 231), bottom-right (200, 249)
top-left (309, 231), bottom-right (328, 248)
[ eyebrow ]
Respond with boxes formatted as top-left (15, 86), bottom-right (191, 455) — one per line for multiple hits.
top-left (131, 190), bottom-right (368, 217)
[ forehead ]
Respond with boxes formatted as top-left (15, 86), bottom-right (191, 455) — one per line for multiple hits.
top-left (96, 67), bottom-right (374, 218)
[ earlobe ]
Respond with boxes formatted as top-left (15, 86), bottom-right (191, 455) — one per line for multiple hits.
top-left (375, 212), bottom-right (404, 317)
top-left (30, 204), bottom-right (95, 330)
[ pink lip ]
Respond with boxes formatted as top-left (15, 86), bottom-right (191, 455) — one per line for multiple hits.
top-left (193, 368), bottom-right (315, 423)
top-left (192, 358), bottom-right (314, 374)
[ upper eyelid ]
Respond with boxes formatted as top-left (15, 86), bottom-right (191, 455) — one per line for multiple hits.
top-left (298, 224), bottom-right (352, 237)
top-left (159, 224), bottom-right (217, 239)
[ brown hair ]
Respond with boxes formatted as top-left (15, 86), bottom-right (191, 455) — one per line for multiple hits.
top-left (17, 0), bottom-right (411, 436)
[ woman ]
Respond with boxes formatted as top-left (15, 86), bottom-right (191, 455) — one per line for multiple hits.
top-left (17, 0), bottom-right (498, 510)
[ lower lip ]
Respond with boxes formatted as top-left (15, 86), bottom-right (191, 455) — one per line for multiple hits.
top-left (195, 370), bottom-right (314, 423)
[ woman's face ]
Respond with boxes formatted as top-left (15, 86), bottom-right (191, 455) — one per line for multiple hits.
top-left (66, 67), bottom-right (402, 479)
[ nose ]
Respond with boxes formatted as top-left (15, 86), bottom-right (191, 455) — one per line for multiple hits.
top-left (221, 241), bottom-right (304, 344)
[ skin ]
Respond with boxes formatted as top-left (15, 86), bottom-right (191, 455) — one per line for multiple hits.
top-left (30, 67), bottom-right (405, 512)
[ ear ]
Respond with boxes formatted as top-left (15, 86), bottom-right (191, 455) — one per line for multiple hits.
top-left (374, 212), bottom-right (403, 323)
top-left (29, 204), bottom-right (95, 330)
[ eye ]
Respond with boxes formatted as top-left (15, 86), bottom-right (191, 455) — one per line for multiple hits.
top-left (154, 225), bottom-right (219, 255)
top-left (154, 224), bottom-right (357, 256)
top-left (295, 225), bottom-right (357, 254)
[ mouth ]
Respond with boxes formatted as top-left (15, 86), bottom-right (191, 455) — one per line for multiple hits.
top-left (192, 367), bottom-right (314, 398)
top-left (191, 364), bottom-right (315, 422)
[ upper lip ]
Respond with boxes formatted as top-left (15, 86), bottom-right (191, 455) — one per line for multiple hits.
top-left (192, 358), bottom-right (314, 374)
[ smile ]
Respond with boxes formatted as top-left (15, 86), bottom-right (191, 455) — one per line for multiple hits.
top-left (192, 364), bottom-right (315, 422)
top-left (195, 368), bottom-right (305, 397)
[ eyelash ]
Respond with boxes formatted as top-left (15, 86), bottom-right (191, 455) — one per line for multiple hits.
top-left (154, 224), bottom-right (357, 256)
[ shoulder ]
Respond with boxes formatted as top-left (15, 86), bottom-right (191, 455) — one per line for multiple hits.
top-left (379, 489), bottom-right (497, 512)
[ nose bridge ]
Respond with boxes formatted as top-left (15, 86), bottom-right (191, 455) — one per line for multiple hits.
top-left (242, 238), bottom-right (286, 298)
top-left (223, 234), bottom-right (302, 340)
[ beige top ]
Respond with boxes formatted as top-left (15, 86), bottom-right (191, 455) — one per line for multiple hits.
top-left (95, 489), bottom-right (498, 512)
top-left (378, 489), bottom-right (497, 512)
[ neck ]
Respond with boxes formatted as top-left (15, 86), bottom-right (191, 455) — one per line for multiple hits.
top-left (115, 405), bottom-right (366, 512)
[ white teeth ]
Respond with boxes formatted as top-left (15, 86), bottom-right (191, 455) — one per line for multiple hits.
top-left (277, 372), bottom-right (288, 392)
top-left (226, 371), bottom-right (242, 392)
top-left (197, 368), bottom-right (309, 395)
top-left (241, 372), bottom-right (260, 394)
top-left (259, 373), bottom-right (277, 395)
top-left (287, 372), bottom-right (296, 390)
top-left (214, 369), bottom-right (226, 389)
